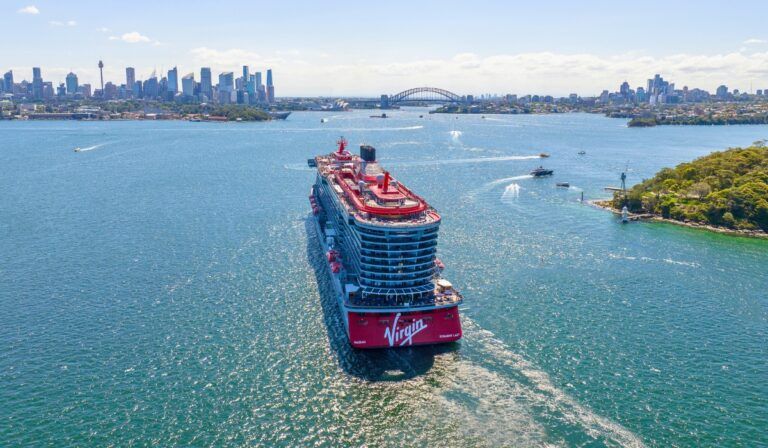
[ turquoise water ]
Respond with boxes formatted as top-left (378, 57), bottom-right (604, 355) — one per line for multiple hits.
top-left (1, 110), bottom-right (766, 447)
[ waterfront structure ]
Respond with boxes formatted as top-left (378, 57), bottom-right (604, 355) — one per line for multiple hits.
top-left (200, 67), bottom-right (212, 100)
top-left (65, 72), bottom-right (78, 95)
top-left (309, 139), bottom-right (463, 348)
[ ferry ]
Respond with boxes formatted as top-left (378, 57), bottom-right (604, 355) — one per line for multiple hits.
top-left (308, 138), bottom-right (463, 348)
top-left (530, 166), bottom-right (554, 176)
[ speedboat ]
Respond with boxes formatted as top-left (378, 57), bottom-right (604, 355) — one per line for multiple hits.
top-left (556, 182), bottom-right (570, 187)
top-left (578, 150), bottom-right (586, 155)
top-left (73, 147), bottom-right (81, 152)
top-left (540, 152), bottom-right (550, 158)
top-left (530, 166), bottom-right (554, 177)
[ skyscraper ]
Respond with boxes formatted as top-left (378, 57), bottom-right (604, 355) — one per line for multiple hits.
top-left (2, 70), bottom-right (12, 94)
top-left (255, 71), bottom-right (264, 102)
top-left (126, 67), bottom-right (136, 91)
top-left (65, 72), bottom-right (78, 95)
top-left (200, 67), bottom-right (212, 100)
top-left (182, 73), bottom-right (195, 97)
top-left (266, 69), bottom-right (275, 103)
top-left (168, 67), bottom-right (178, 95)
top-left (32, 67), bottom-right (43, 100)
top-left (218, 72), bottom-right (234, 104)
top-left (242, 65), bottom-right (249, 84)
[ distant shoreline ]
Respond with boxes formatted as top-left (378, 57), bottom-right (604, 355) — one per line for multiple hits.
top-left (589, 200), bottom-right (768, 239)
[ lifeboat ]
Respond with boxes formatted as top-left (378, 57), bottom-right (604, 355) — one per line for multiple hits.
top-left (330, 262), bottom-right (342, 273)
top-left (326, 250), bottom-right (339, 262)
top-left (435, 258), bottom-right (446, 271)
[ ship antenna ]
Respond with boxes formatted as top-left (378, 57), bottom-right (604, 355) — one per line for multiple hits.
top-left (337, 136), bottom-right (347, 153)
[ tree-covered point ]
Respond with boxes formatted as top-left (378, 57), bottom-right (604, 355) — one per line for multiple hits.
top-left (613, 143), bottom-right (768, 231)
top-left (629, 114), bottom-right (768, 127)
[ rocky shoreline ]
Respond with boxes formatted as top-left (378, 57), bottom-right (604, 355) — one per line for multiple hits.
top-left (589, 200), bottom-right (768, 239)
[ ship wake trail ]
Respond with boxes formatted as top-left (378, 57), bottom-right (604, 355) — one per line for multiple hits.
top-left (390, 156), bottom-right (540, 169)
top-left (501, 182), bottom-right (521, 199)
top-left (464, 174), bottom-right (534, 201)
top-left (455, 318), bottom-right (646, 447)
top-left (450, 130), bottom-right (463, 140)
top-left (76, 143), bottom-right (106, 152)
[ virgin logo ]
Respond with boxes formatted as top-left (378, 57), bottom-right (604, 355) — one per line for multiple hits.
top-left (384, 313), bottom-right (427, 347)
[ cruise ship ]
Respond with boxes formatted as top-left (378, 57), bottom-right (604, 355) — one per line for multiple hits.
top-left (308, 138), bottom-right (463, 348)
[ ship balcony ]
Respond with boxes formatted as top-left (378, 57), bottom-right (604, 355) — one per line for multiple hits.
top-left (360, 248), bottom-right (436, 259)
top-left (360, 258), bottom-right (436, 269)
top-left (360, 264), bottom-right (437, 276)
top-left (361, 240), bottom-right (438, 251)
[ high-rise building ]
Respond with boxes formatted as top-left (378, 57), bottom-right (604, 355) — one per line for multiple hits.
top-left (255, 71), bottom-right (265, 102)
top-left (266, 69), bottom-right (274, 103)
top-left (182, 73), bottom-right (195, 97)
top-left (200, 67), bottom-right (212, 100)
top-left (143, 76), bottom-right (159, 99)
top-left (80, 84), bottom-right (92, 98)
top-left (32, 67), bottom-right (43, 100)
top-left (218, 72), bottom-right (234, 103)
top-left (103, 82), bottom-right (117, 100)
top-left (242, 65), bottom-right (249, 85)
top-left (168, 67), bottom-right (178, 95)
top-left (126, 67), bottom-right (136, 91)
top-left (3, 70), bottom-right (13, 94)
top-left (65, 72), bottom-right (78, 95)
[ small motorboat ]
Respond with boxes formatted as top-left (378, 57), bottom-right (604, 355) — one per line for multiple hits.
top-left (320, 118), bottom-right (328, 123)
top-left (530, 166), bottom-right (554, 177)
top-left (73, 147), bottom-right (81, 152)
top-left (556, 182), bottom-right (570, 187)
top-left (578, 150), bottom-right (586, 155)
top-left (370, 113), bottom-right (388, 118)
top-left (539, 153), bottom-right (550, 158)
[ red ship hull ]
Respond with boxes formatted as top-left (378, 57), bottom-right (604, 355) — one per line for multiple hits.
top-left (346, 306), bottom-right (462, 349)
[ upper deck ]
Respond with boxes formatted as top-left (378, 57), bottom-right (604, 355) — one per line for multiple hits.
top-left (313, 139), bottom-right (441, 227)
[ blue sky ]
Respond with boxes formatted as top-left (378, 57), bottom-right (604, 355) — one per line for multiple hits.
top-left (6, 0), bottom-right (768, 96)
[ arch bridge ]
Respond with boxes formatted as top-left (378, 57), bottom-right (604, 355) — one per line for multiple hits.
top-left (381, 87), bottom-right (468, 108)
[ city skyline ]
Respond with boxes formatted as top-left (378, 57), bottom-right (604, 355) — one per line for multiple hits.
top-left (5, 0), bottom-right (768, 96)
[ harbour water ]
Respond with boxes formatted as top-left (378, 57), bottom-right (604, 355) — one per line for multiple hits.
top-left (1, 110), bottom-right (766, 447)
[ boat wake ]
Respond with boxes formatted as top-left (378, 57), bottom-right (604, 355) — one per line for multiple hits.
top-left (463, 174), bottom-right (535, 202)
top-left (449, 130), bottom-right (462, 140)
top-left (501, 183), bottom-right (521, 199)
top-left (443, 318), bottom-right (647, 447)
top-left (74, 143), bottom-right (106, 152)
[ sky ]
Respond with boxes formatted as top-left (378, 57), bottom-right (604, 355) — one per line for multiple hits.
top-left (5, 0), bottom-right (768, 97)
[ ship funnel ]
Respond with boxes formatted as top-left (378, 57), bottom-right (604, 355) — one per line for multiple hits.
top-left (360, 145), bottom-right (376, 162)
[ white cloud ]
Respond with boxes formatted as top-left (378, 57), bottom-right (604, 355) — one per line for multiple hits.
top-left (743, 38), bottom-right (766, 45)
top-left (50, 20), bottom-right (77, 27)
top-left (111, 31), bottom-right (151, 43)
top-left (17, 5), bottom-right (39, 14)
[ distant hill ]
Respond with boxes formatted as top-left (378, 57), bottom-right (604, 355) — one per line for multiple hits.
top-left (613, 143), bottom-right (768, 231)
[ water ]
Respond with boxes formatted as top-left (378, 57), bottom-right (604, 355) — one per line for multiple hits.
top-left (1, 110), bottom-right (766, 447)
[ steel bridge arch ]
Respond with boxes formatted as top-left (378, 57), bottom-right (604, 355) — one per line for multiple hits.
top-left (388, 87), bottom-right (462, 104)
